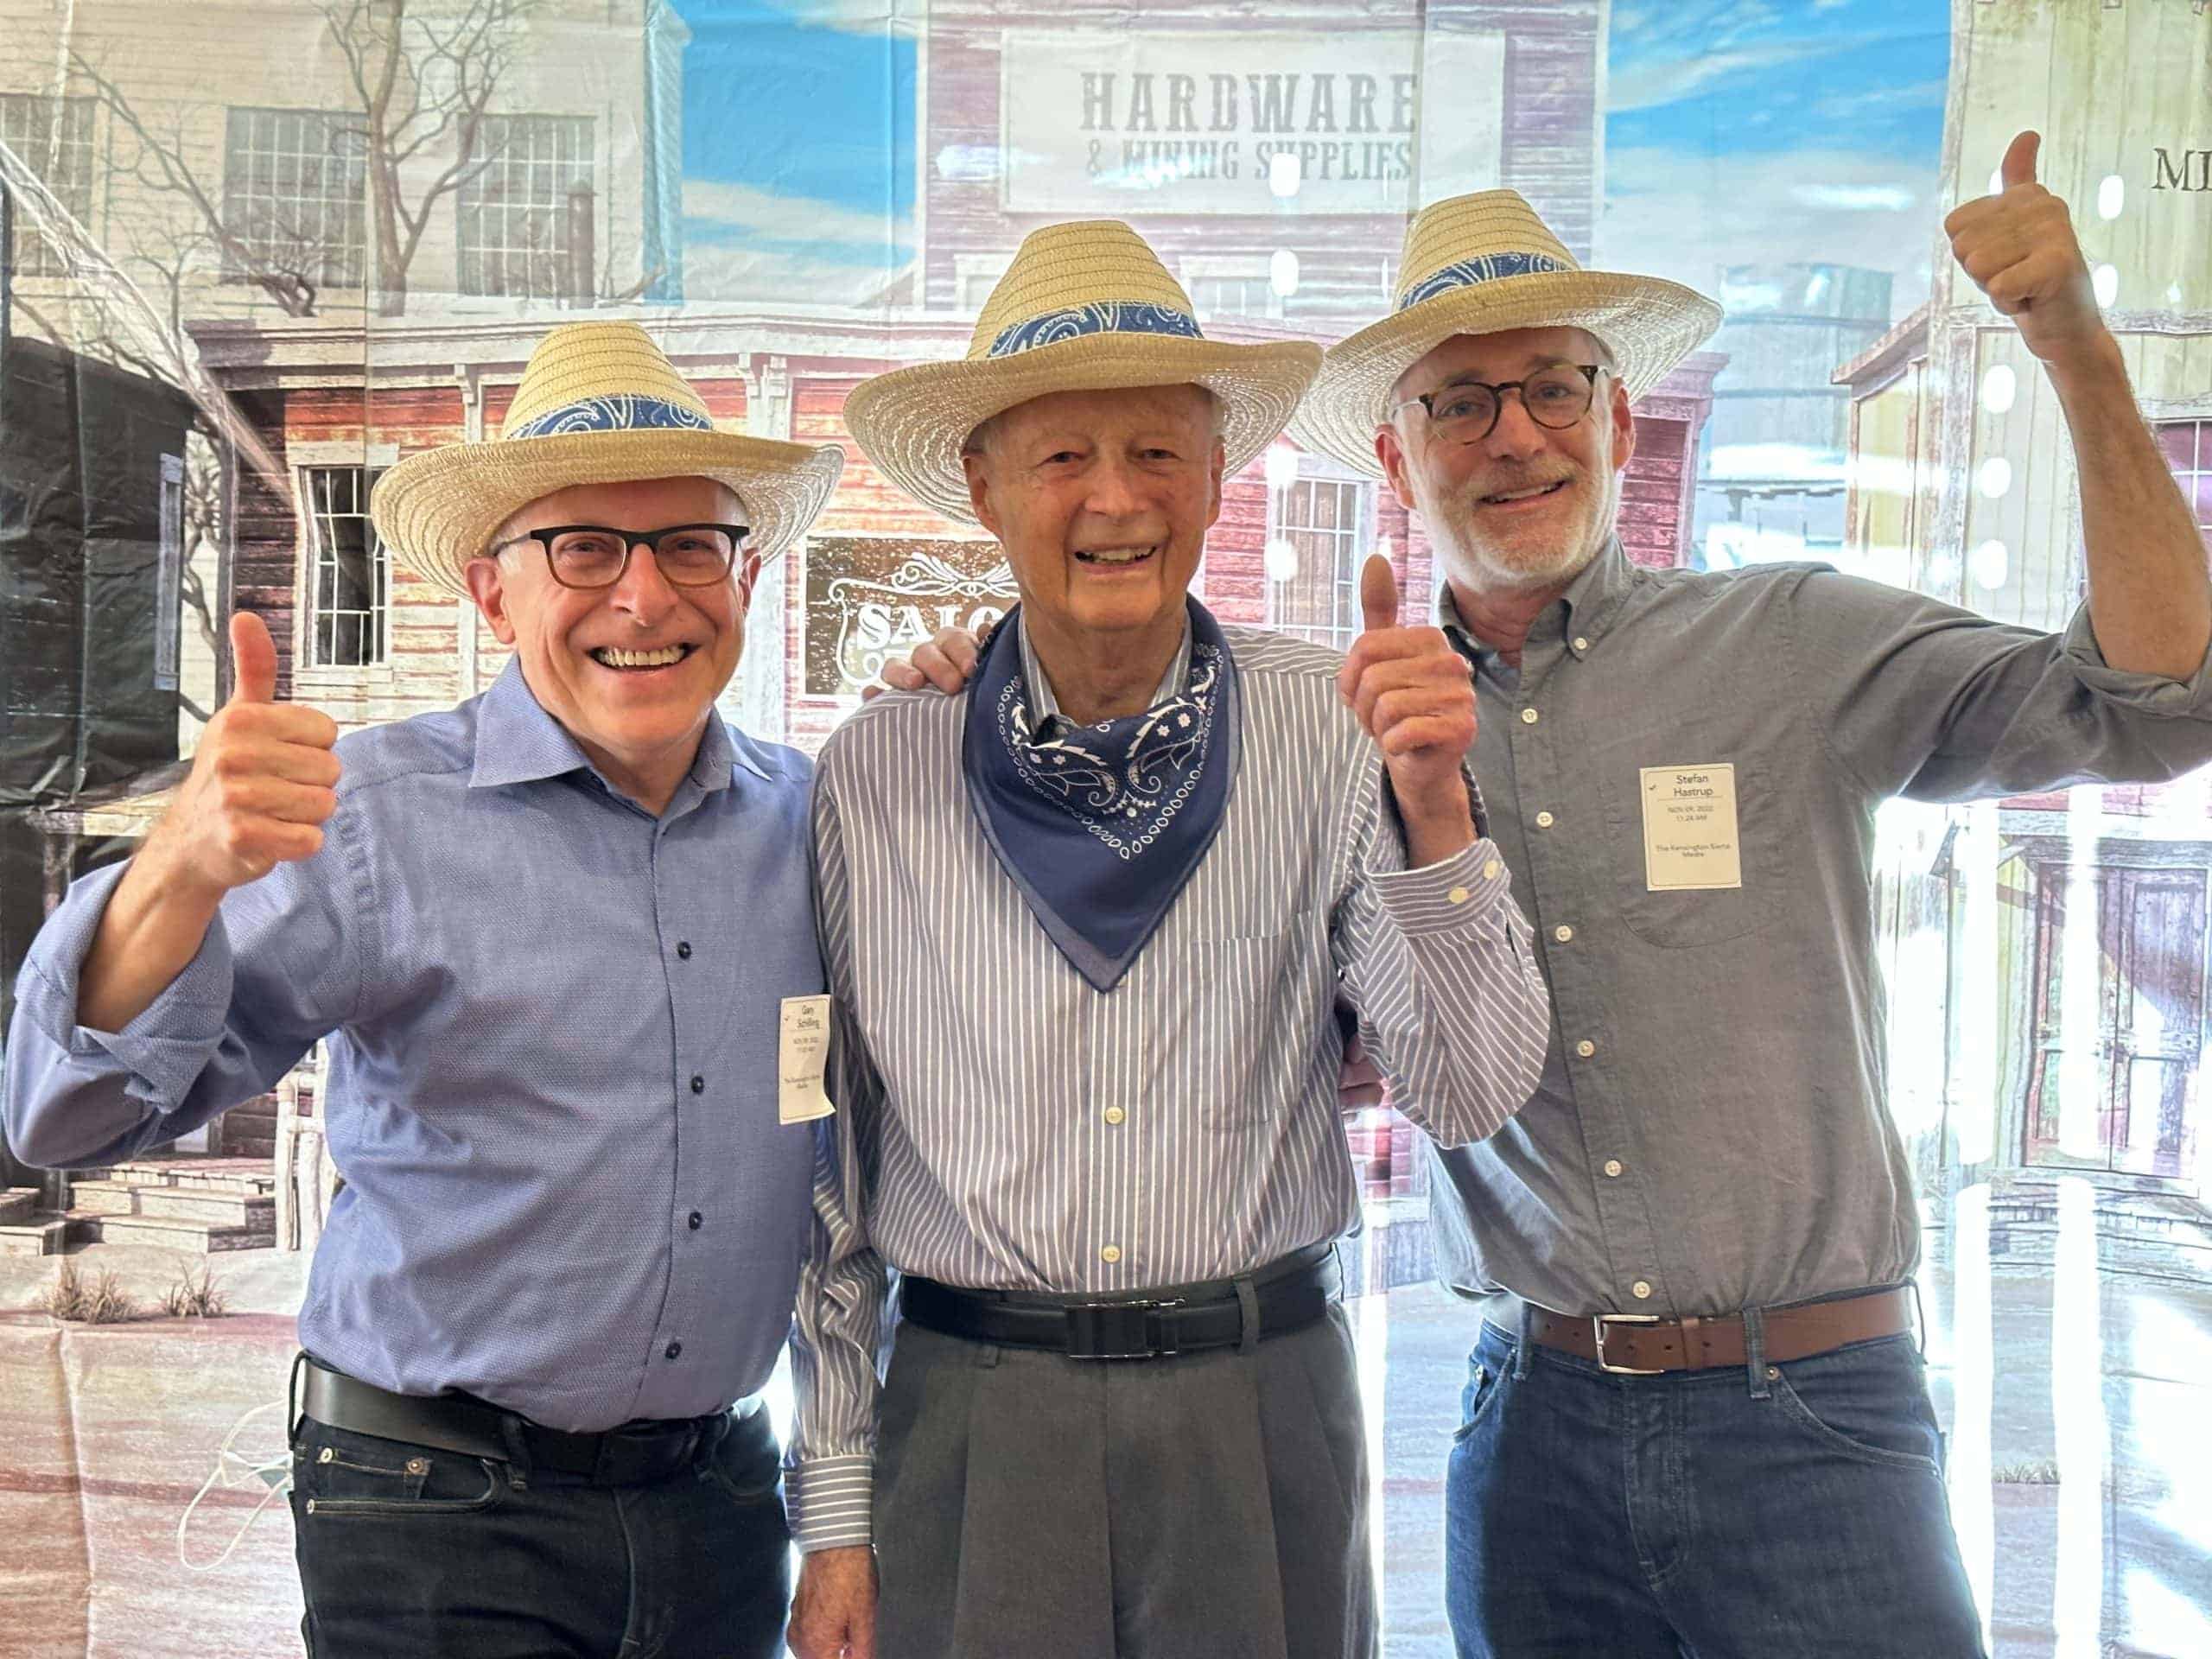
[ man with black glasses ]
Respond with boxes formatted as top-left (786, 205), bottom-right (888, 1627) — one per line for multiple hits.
top-left (3, 321), bottom-right (844, 1658)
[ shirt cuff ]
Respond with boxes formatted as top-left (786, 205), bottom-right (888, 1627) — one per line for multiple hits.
top-left (2063, 604), bottom-right (2212, 713)
top-left (785, 1454), bottom-right (874, 1552)
top-left (19, 857), bottom-right (237, 1103)
top-left (1368, 836), bottom-right (1516, 936)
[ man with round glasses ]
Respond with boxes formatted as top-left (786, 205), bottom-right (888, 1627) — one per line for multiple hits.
top-left (3, 321), bottom-right (844, 1656)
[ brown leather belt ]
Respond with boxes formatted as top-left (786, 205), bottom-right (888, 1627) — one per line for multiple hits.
top-left (1521, 1287), bottom-right (1914, 1376)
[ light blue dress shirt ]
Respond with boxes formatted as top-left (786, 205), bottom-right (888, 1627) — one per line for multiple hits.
top-left (3, 660), bottom-right (824, 1432)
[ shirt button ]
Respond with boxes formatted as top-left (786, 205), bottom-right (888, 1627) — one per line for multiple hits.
top-left (1604, 1160), bottom-right (1624, 1179)
top-left (1448, 886), bottom-right (1471, 905)
top-left (1483, 860), bottom-right (1501, 880)
top-left (1101, 1244), bottom-right (1122, 1264)
top-left (690, 1075), bottom-right (705, 1094)
top-left (1535, 811), bottom-right (1554, 829)
top-left (688, 1211), bottom-right (704, 1230)
top-left (1631, 1281), bottom-right (1653, 1301)
top-left (677, 941), bottom-right (692, 960)
top-left (1554, 925), bottom-right (1573, 943)
top-left (1576, 1039), bottom-right (1597, 1058)
top-left (1103, 1106), bottom-right (1126, 1125)
top-left (1519, 707), bottom-right (1539, 725)
top-left (664, 1341), bottom-right (683, 1359)
top-left (1573, 636), bottom-right (1590, 652)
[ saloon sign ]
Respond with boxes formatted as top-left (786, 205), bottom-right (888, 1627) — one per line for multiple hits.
top-left (1000, 30), bottom-right (1505, 215)
top-left (804, 536), bottom-right (1019, 698)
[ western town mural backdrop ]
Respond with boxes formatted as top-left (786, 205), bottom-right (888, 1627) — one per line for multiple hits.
top-left (1, 2), bottom-right (2207, 1654)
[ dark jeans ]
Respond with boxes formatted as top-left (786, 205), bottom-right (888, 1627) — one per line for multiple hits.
top-left (289, 1403), bottom-right (790, 1659)
top-left (1446, 1319), bottom-right (1987, 1659)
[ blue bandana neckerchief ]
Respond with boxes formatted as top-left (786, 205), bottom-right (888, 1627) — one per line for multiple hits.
top-left (961, 598), bottom-right (1240, 992)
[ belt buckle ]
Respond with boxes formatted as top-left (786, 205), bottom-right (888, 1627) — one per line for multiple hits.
top-left (1592, 1313), bottom-right (1665, 1376)
top-left (1065, 1298), bottom-right (1183, 1360)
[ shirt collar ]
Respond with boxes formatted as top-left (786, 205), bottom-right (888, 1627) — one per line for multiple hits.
top-left (1435, 537), bottom-right (1636, 664)
top-left (468, 658), bottom-right (762, 794)
top-left (1018, 612), bottom-right (1194, 726)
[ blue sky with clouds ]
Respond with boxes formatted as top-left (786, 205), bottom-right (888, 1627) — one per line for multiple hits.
top-left (670, 0), bottom-right (1950, 315)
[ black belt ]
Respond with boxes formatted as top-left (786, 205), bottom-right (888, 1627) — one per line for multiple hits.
top-left (899, 1242), bottom-right (1340, 1361)
top-left (294, 1356), bottom-right (758, 1485)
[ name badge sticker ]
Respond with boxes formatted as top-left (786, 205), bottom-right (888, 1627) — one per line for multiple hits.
top-left (1640, 764), bottom-right (1744, 892)
top-left (778, 995), bottom-right (836, 1125)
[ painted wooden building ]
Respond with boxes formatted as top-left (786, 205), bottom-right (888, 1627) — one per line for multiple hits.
top-left (1839, 0), bottom-right (2212, 1254)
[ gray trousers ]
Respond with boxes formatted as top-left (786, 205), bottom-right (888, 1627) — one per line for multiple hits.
top-left (873, 1304), bottom-right (1377, 1659)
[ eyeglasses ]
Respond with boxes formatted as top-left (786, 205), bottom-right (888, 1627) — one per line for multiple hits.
top-left (490, 523), bottom-right (749, 589)
top-left (1390, 364), bottom-right (1604, 446)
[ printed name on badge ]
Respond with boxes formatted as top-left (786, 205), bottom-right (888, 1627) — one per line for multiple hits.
top-left (1640, 764), bottom-right (1744, 892)
top-left (779, 995), bottom-right (836, 1124)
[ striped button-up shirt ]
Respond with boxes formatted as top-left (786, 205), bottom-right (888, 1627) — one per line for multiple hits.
top-left (785, 625), bottom-right (1550, 1550)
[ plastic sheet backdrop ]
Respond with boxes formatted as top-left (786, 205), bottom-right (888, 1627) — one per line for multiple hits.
top-left (1, 3), bottom-right (2209, 1655)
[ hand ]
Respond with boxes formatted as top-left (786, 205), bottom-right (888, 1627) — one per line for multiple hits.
top-left (144, 612), bottom-right (340, 902)
top-left (1338, 1029), bottom-right (1386, 1111)
top-left (1336, 556), bottom-right (1478, 842)
top-left (1944, 130), bottom-right (2105, 366)
top-left (859, 626), bottom-right (981, 702)
top-left (789, 1546), bottom-right (878, 1659)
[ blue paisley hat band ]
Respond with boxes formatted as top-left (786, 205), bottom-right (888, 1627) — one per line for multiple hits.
top-left (985, 301), bottom-right (1206, 360)
top-left (504, 394), bottom-right (716, 442)
top-left (1395, 251), bottom-right (1575, 312)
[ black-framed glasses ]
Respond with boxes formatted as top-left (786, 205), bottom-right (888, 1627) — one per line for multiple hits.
top-left (490, 523), bottom-right (750, 589)
top-left (1390, 364), bottom-right (1604, 446)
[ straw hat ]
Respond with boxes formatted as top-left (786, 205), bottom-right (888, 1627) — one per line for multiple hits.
top-left (372, 321), bottom-right (845, 599)
top-left (1291, 190), bottom-right (1722, 479)
top-left (842, 220), bottom-right (1321, 524)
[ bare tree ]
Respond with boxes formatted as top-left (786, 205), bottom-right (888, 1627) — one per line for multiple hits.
top-left (327, 0), bottom-right (545, 315)
top-left (60, 0), bottom-right (545, 321)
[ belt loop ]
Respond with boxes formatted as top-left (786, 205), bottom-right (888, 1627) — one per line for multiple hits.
top-left (1744, 1306), bottom-right (1771, 1400)
top-left (1235, 1274), bottom-right (1262, 1357)
top-left (1511, 1300), bottom-right (1533, 1381)
top-left (497, 1414), bottom-right (533, 1489)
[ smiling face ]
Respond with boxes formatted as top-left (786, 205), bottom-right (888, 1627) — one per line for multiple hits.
top-left (1376, 326), bottom-right (1635, 596)
top-left (465, 474), bottom-right (760, 804)
top-left (962, 383), bottom-right (1224, 658)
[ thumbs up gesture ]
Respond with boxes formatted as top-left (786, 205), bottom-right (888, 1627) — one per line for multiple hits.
top-left (1944, 130), bottom-right (2103, 365)
top-left (1335, 554), bottom-right (1478, 858)
top-left (151, 612), bottom-right (342, 899)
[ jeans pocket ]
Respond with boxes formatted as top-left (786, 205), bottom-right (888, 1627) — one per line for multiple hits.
top-left (1765, 1342), bottom-right (1942, 1477)
top-left (1451, 1354), bottom-right (1508, 1446)
top-left (295, 1426), bottom-right (509, 1519)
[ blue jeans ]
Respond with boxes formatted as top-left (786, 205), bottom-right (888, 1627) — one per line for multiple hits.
top-left (289, 1405), bottom-right (790, 1658)
top-left (1445, 1318), bottom-right (1986, 1658)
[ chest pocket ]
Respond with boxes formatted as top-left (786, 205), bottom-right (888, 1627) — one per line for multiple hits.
top-left (1594, 743), bottom-right (1791, 950)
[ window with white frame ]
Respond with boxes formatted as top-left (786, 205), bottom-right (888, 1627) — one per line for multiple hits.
top-left (0, 93), bottom-right (96, 278)
top-left (458, 114), bottom-right (595, 301)
top-left (2158, 420), bottom-right (2212, 552)
top-left (303, 467), bottom-right (388, 669)
top-left (1266, 474), bottom-right (1370, 652)
top-left (221, 108), bottom-right (368, 289)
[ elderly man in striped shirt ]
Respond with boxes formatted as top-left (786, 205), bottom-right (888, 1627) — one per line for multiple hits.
top-left (779, 220), bottom-right (1550, 1659)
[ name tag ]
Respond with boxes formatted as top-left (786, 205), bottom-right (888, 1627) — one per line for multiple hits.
top-left (1639, 764), bottom-right (1744, 892)
top-left (778, 995), bottom-right (836, 1125)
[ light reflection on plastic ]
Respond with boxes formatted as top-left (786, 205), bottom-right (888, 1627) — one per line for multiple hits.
top-left (1269, 151), bottom-right (1301, 199)
top-left (2093, 264), bottom-right (2119, 308)
top-left (1976, 457), bottom-right (2012, 500)
top-left (1980, 364), bottom-right (2017, 415)
top-left (1269, 248), bottom-right (1300, 299)
top-left (1265, 537), bottom-right (1299, 582)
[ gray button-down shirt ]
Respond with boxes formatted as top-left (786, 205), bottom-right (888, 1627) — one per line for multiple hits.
top-left (1429, 543), bottom-right (2212, 1320)
top-left (785, 623), bottom-right (1552, 1548)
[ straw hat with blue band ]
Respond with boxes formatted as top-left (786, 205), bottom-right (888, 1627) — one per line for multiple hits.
top-left (842, 220), bottom-right (1323, 524)
top-left (1290, 189), bottom-right (1723, 479)
top-left (371, 321), bottom-right (846, 600)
